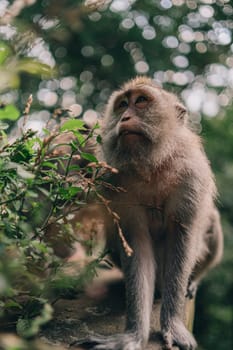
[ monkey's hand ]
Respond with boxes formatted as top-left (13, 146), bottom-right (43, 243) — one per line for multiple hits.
top-left (71, 333), bottom-right (142, 350)
top-left (186, 280), bottom-right (198, 300)
top-left (162, 318), bottom-right (197, 350)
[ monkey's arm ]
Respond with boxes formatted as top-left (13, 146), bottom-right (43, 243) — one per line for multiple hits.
top-left (160, 221), bottom-right (197, 350)
top-left (107, 214), bottom-right (156, 349)
top-left (160, 180), bottom-right (208, 350)
top-left (121, 223), bottom-right (156, 346)
top-left (76, 211), bottom-right (156, 350)
top-left (186, 207), bottom-right (223, 298)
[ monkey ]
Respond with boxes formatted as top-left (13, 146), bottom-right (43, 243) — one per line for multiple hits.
top-left (75, 76), bottom-right (223, 350)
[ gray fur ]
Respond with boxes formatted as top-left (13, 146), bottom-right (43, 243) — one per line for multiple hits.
top-left (81, 77), bottom-right (223, 350)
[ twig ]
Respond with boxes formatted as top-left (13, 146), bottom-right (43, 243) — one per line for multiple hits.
top-left (95, 192), bottom-right (133, 257)
top-left (23, 94), bottom-right (33, 116)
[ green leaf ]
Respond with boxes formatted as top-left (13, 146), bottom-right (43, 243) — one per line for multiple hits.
top-left (16, 165), bottom-right (35, 180)
top-left (92, 122), bottom-right (100, 130)
top-left (42, 128), bottom-right (50, 135)
top-left (81, 152), bottom-right (98, 162)
top-left (60, 119), bottom-right (86, 132)
top-left (26, 190), bottom-right (38, 199)
top-left (16, 300), bottom-right (53, 338)
top-left (16, 318), bottom-right (31, 337)
top-left (42, 161), bottom-right (58, 170)
top-left (30, 240), bottom-right (49, 254)
top-left (67, 164), bottom-right (80, 172)
top-left (0, 42), bottom-right (11, 65)
top-left (59, 186), bottom-right (82, 199)
top-left (75, 131), bottom-right (85, 145)
top-left (96, 135), bottom-right (102, 144)
top-left (16, 58), bottom-right (55, 77)
top-left (0, 104), bottom-right (20, 121)
top-left (37, 187), bottom-right (50, 197)
top-left (5, 162), bottom-right (35, 179)
top-left (4, 300), bottom-right (23, 309)
top-left (0, 121), bottom-right (9, 130)
top-left (0, 69), bottom-right (20, 91)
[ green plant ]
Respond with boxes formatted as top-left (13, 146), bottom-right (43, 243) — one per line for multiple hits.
top-left (0, 104), bottom-right (107, 338)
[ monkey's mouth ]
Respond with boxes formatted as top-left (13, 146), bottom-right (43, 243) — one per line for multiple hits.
top-left (118, 129), bottom-right (146, 147)
top-left (119, 130), bottom-right (143, 137)
top-left (119, 131), bottom-right (145, 145)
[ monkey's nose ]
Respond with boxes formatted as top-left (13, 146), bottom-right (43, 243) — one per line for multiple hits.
top-left (121, 115), bottom-right (131, 122)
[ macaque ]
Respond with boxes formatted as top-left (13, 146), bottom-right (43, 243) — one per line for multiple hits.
top-left (79, 76), bottom-right (223, 350)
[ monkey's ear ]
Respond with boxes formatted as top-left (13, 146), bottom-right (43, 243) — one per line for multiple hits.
top-left (175, 103), bottom-right (187, 123)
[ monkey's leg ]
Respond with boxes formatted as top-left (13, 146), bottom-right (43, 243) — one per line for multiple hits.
top-left (76, 224), bottom-right (155, 350)
top-left (160, 222), bottom-right (197, 350)
top-left (122, 228), bottom-right (156, 346)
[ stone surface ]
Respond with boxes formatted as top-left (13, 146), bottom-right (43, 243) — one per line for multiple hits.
top-left (0, 265), bottom-right (194, 349)
top-left (39, 268), bottom-right (195, 350)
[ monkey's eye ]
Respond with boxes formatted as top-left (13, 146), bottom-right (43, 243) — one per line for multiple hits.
top-left (135, 95), bottom-right (148, 105)
top-left (118, 100), bottom-right (128, 109)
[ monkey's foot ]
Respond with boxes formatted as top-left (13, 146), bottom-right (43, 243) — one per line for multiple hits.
top-left (70, 333), bottom-right (142, 350)
top-left (162, 319), bottom-right (197, 350)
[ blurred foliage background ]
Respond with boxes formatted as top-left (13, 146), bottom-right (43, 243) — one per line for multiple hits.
top-left (0, 0), bottom-right (232, 349)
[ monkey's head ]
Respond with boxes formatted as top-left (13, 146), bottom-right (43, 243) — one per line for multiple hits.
top-left (100, 77), bottom-right (187, 173)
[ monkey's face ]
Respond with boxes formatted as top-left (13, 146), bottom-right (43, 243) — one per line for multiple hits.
top-left (100, 78), bottom-right (186, 171)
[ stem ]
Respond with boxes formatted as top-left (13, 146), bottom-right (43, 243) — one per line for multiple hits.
top-left (0, 191), bottom-right (26, 205)
top-left (40, 146), bottom-right (77, 231)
